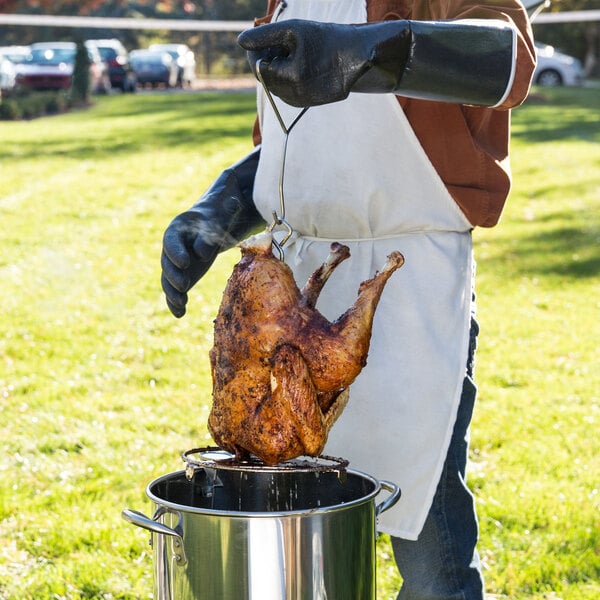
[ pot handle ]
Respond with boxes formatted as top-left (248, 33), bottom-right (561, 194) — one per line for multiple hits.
top-left (375, 480), bottom-right (401, 517)
top-left (121, 508), bottom-right (188, 566)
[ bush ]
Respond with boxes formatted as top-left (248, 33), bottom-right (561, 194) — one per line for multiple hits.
top-left (0, 96), bottom-right (21, 119)
top-left (46, 91), bottom-right (69, 114)
top-left (0, 90), bottom-right (70, 120)
top-left (20, 92), bottom-right (46, 119)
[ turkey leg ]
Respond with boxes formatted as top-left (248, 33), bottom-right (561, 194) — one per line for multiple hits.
top-left (301, 242), bottom-right (351, 308)
top-left (303, 251), bottom-right (405, 392)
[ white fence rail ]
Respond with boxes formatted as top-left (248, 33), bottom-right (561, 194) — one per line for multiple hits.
top-left (534, 10), bottom-right (600, 23)
top-left (0, 11), bottom-right (598, 31)
top-left (0, 14), bottom-right (253, 32)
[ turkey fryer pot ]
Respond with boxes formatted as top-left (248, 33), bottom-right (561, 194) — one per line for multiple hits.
top-left (123, 450), bottom-right (400, 600)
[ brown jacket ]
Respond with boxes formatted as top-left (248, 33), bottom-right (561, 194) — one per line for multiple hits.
top-left (251, 0), bottom-right (536, 227)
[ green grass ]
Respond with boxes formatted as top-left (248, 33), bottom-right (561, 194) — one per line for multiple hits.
top-left (468, 86), bottom-right (600, 599)
top-left (0, 86), bottom-right (598, 599)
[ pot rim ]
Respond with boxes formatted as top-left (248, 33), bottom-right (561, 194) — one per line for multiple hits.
top-left (145, 468), bottom-right (383, 518)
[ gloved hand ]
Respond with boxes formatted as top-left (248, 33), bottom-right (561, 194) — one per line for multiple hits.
top-left (238, 18), bottom-right (516, 108)
top-left (238, 19), bottom-right (411, 107)
top-left (161, 147), bottom-right (265, 317)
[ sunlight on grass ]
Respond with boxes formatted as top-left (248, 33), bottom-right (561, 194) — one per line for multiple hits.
top-left (1, 87), bottom-right (598, 599)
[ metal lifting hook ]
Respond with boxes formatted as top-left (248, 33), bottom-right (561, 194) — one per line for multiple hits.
top-left (254, 59), bottom-right (309, 260)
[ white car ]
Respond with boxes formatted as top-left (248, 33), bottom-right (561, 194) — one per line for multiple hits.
top-left (0, 56), bottom-right (16, 91)
top-left (534, 41), bottom-right (584, 87)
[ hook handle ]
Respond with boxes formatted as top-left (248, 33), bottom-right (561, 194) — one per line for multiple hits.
top-left (254, 59), bottom-right (309, 260)
top-left (255, 59), bottom-right (288, 133)
top-left (254, 59), bottom-right (310, 135)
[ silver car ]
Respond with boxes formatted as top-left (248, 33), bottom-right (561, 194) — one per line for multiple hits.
top-left (534, 41), bottom-right (584, 87)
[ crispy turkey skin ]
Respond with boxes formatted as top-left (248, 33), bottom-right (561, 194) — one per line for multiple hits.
top-left (208, 230), bottom-right (404, 465)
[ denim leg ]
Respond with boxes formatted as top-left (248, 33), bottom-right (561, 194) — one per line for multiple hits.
top-left (391, 319), bottom-right (484, 600)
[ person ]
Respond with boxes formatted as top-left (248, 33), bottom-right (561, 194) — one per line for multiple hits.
top-left (161, 1), bottom-right (536, 597)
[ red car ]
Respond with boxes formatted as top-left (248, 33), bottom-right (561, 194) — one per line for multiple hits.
top-left (15, 42), bottom-right (110, 93)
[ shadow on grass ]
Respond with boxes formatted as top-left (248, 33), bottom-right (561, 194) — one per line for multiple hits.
top-left (481, 209), bottom-right (599, 281)
top-left (512, 86), bottom-right (600, 144)
top-left (494, 87), bottom-right (600, 281)
top-left (519, 227), bottom-right (599, 279)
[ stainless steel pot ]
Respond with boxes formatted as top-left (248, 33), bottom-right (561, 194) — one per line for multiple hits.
top-left (123, 463), bottom-right (400, 600)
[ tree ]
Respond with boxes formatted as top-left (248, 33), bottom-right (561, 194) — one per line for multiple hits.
top-left (71, 39), bottom-right (90, 105)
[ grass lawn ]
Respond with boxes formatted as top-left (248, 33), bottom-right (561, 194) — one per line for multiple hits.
top-left (0, 86), bottom-right (598, 599)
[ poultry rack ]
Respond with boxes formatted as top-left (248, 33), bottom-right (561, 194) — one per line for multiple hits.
top-left (182, 445), bottom-right (350, 480)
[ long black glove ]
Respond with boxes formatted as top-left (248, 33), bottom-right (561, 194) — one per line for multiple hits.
top-left (161, 147), bottom-right (265, 317)
top-left (238, 19), bottom-right (515, 107)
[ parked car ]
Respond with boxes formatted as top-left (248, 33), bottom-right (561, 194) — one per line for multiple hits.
top-left (130, 49), bottom-right (178, 88)
top-left (85, 42), bottom-right (112, 94)
top-left (534, 41), bottom-right (584, 87)
top-left (15, 41), bottom-right (111, 93)
top-left (0, 56), bottom-right (17, 92)
top-left (86, 38), bottom-right (136, 92)
top-left (148, 43), bottom-right (196, 87)
top-left (0, 45), bottom-right (31, 65)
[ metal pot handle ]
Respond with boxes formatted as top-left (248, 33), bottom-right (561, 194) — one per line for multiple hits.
top-left (121, 508), bottom-right (187, 566)
top-left (375, 480), bottom-right (401, 517)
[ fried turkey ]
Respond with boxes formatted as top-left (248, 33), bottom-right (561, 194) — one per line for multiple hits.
top-left (208, 230), bottom-right (404, 465)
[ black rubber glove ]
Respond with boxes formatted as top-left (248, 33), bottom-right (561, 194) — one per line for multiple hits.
top-left (161, 147), bottom-right (265, 317)
top-left (238, 19), bottom-right (411, 107)
top-left (238, 19), bottom-right (515, 108)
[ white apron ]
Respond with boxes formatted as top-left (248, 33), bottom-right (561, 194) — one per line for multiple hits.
top-left (252, 0), bottom-right (474, 540)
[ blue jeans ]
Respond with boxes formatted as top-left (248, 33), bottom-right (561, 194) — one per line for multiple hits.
top-left (391, 318), bottom-right (484, 600)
